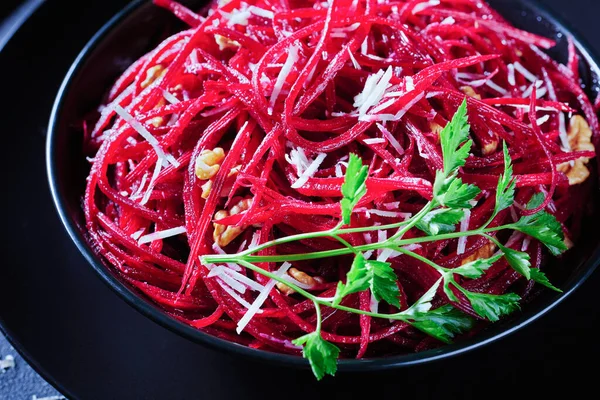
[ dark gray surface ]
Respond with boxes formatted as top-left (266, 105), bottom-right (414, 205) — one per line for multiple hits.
top-left (1, 336), bottom-right (62, 400)
top-left (0, 0), bottom-right (599, 399)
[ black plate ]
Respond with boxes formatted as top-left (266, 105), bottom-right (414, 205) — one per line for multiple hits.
top-left (2, 0), bottom-right (600, 398)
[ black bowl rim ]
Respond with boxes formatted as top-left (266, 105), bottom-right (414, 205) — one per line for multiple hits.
top-left (46, 0), bottom-right (600, 371)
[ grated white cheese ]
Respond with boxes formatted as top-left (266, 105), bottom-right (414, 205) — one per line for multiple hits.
top-left (514, 61), bottom-right (538, 83)
top-left (377, 123), bottom-right (404, 155)
top-left (485, 80), bottom-right (509, 95)
top-left (269, 42), bottom-right (300, 113)
top-left (457, 209), bottom-right (471, 255)
top-left (377, 247), bottom-right (401, 262)
top-left (521, 237), bottom-right (531, 251)
top-left (330, 32), bottom-right (347, 39)
top-left (440, 16), bottom-right (455, 25)
top-left (285, 147), bottom-right (310, 175)
top-left (248, 5), bottom-right (274, 18)
top-left (390, 92), bottom-right (425, 122)
top-left (370, 292), bottom-right (379, 313)
top-left (131, 228), bottom-right (145, 241)
top-left (163, 90), bottom-right (180, 104)
top-left (361, 37), bottom-right (368, 55)
top-left (114, 105), bottom-right (179, 167)
top-left (412, 0), bottom-right (440, 14)
top-left (507, 64), bottom-right (516, 86)
top-left (140, 155), bottom-right (165, 205)
top-left (535, 115), bottom-right (550, 126)
top-left (347, 47), bottom-right (361, 69)
top-left (405, 76), bottom-right (415, 92)
top-left (335, 162), bottom-right (343, 177)
top-left (522, 80), bottom-right (543, 99)
top-left (363, 138), bottom-right (386, 145)
top-left (248, 231), bottom-right (261, 250)
top-left (218, 278), bottom-right (257, 309)
top-left (402, 244), bottom-right (422, 251)
top-left (236, 262), bottom-right (292, 333)
top-left (370, 98), bottom-right (397, 114)
top-left (382, 201), bottom-right (401, 210)
top-left (354, 67), bottom-right (394, 117)
top-left (291, 152), bottom-right (326, 189)
top-left (356, 208), bottom-right (411, 218)
top-left (220, 7), bottom-right (252, 26)
top-left (130, 172), bottom-right (149, 200)
top-left (558, 112), bottom-right (571, 151)
top-left (138, 226), bottom-right (187, 245)
top-left (209, 267), bottom-right (247, 293)
top-left (218, 267), bottom-right (267, 292)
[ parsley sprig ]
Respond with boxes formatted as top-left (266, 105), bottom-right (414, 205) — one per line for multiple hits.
top-left (201, 99), bottom-right (567, 380)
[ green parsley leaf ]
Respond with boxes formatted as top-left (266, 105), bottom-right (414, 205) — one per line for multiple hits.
top-left (292, 332), bottom-right (340, 380)
top-left (529, 268), bottom-right (562, 293)
top-left (332, 253), bottom-right (368, 305)
top-left (369, 260), bottom-right (401, 307)
top-left (461, 290), bottom-right (521, 322)
top-left (340, 153), bottom-right (368, 225)
top-left (434, 172), bottom-right (481, 209)
top-left (494, 141), bottom-right (516, 214)
top-left (411, 305), bottom-right (474, 344)
top-left (512, 193), bottom-right (567, 256)
top-left (452, 253), bottom-right (503, 279)
top-left (333, 253), bottom-right (400, 308)
top-left (442, 275), bottom-right (459, 302)
top-left (402, 278), bottom-right (442, 317)
top-left (498, 244), bottom-right (531, 280)
top-left (440, 98), bottom-right (472, 174)
top-left (416, 208), bottom-right (465, 236)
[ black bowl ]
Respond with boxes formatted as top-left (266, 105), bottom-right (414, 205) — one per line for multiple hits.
top-left (47, 0), bottom-right (600, 371)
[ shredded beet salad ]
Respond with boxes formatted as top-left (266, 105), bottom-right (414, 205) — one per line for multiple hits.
top-left (83, 0), bottom-right (598, 367)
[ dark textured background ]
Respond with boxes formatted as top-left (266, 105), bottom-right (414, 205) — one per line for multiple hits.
top-left (0, 0), bottom-right (599, 399)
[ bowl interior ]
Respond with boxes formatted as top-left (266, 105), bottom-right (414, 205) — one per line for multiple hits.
top-left (47, 0), bottom-right (600, 370)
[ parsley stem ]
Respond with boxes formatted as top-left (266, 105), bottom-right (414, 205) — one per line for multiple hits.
top-left (228, 260), bottom-right (412, 320)
top-left (393, 246), bottom-right (446, 274)
top-left (314, 301), bottom-right (323, 332)
top-left (390, 201), bottom-right (436, 240)
top-left (202, 225), bottom-right (509, 265)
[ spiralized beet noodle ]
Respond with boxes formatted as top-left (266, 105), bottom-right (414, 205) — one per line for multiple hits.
top-left (84, 0), bottom-right (598, 357)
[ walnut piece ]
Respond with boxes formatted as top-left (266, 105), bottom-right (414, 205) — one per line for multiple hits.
top-left (141, 65), bottom-right (167, 89)
top-left (557, 115), bottom-right (594, 185)
top-left (461, 242), bottom-right (496, 265)
top-left (213, 198), bottom-right (252, 247)
top-left (195, 148), bottom-right (225, 180)
top-left (276, 268), bottom-right (319, 295)
top-left (460, 86), bottom-right (482, 100)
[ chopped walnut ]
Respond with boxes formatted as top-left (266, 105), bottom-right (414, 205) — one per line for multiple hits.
top-left (460, 86), bottom-right (482, 100)
top-left (141, 65), bottom-right (167, 89)
top-left (557, 115), bottom-right (594, 185)
top-left (201, 180), bottom-right (213, 199)
top-left (228, 164), bottom-right (242, 178)
top-left (195, 148), bottom-right (225, 180)
top-left (461, 242), bottom-right (496, 265)
top-left (430, 121), bottom-right (444, 136)
top-left (149, 98), bottom-right (166, 128)
top-left (481, 137), bottom-right (498, 156)
top-left (215, 34), bottom-right (241, 51)
top-left (213, 198), bottom-right (252, 247)
top-left (276, 268), bottom-right (320, 295)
